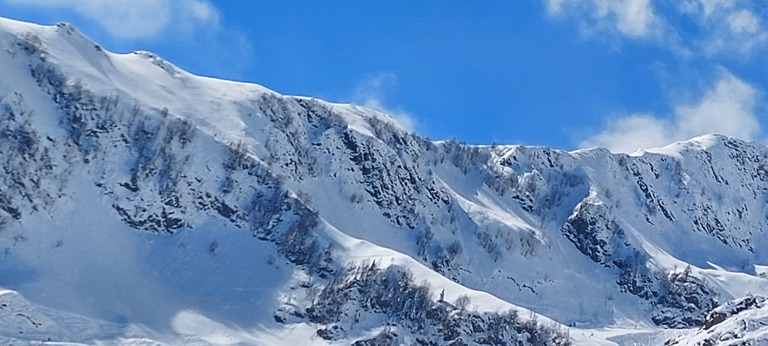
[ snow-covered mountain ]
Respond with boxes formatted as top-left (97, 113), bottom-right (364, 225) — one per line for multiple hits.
top-left (0, 17), bottom-right (767, 345)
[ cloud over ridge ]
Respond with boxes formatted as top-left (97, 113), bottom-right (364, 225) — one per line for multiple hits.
top-left (581, 72), bottom-right (759, 153)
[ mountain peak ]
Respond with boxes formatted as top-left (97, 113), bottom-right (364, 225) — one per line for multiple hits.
top-left (0, 17), bottom-right (412, 150)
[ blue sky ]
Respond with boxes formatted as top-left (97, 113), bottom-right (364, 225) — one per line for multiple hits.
top-left (0, 0), bottom-right (766, 153)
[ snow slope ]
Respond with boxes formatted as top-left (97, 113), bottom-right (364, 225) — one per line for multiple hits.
top-left (0, 16), bottom-right (768, 345)
top-left (666, 295), bottom-right (768, 345)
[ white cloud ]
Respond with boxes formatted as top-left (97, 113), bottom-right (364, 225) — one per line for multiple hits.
top-left (545, 0), bottom-right (658, 38)
top-left (580, 72), bottom-right (759, 153)
top-left (701, 6), bottom-right (767, 56)
top-left (580, 114), bottom-right (673, 153)
top-left (699, 0), bottom-right (735, 17)
top-left (607, 0), bottom-right (655, 37)
top-left (4, 0), bottom-right (219, 39)
top-left (177, 0), bottom-right (219, 33)
top-left (727, 9), bottom-right (758, 33)
top-left (545, 0), bottom-right (768, 56)
top-left (352, 72), bottom-right (416, 132)
top-left (187, 0), bottom-right (217, 23)
top-left (545, 0), bottom-right (569, 15)
top-left (675, 73), bottom-right (758, 140)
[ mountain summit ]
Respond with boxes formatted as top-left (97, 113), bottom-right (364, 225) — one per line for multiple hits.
top-left (0, 17), bottom-right (767, 345)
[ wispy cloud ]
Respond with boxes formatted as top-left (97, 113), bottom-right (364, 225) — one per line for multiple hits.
top-left (352, 72), bottom-right (416, 131)
top-left (580, 71), bottom-right (759, 153)
top-left (704, 8), bottom-right (767, 56)
top-left (4, 0), bottom-right (219, 39)
top-left (544, 0), bottom-right (768, 56)
top-left (545, 0), bottom-right (658, 38)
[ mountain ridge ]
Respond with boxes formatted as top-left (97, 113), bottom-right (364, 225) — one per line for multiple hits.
top-left (0, 17), bottom-right (767, 345)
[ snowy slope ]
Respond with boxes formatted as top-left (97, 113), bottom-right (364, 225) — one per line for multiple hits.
top-left (0, 17), bottom-right (567, 345)
top-left (666, 295), bottom-right (768, 345)
top-left (1, 16), bottom-right (768, 345)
